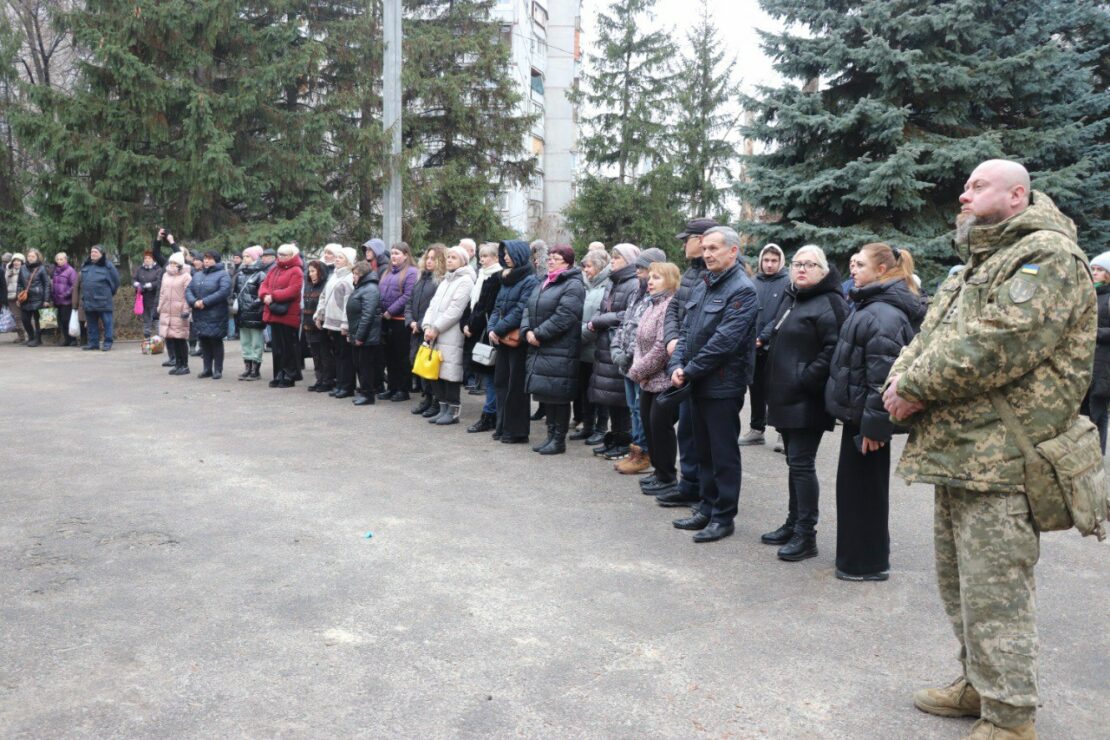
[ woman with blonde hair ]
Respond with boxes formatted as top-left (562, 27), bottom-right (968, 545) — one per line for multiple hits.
top-left (825, 243), bottom-right (926, 581)
top-left (406, 243), bottom-right (447, 415)
top-left (627, 261), bottom-right (681, 494)
top-left (758, 245), bottom-right (849, 563)
top-left (422, 245), bottom-right (477, 424)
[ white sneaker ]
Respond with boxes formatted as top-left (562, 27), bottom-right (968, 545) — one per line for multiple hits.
top-left (738, 429), bottom-right (765, 446)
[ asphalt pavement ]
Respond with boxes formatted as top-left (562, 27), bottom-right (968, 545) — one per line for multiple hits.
top-left (1, 339), bottom-right (1106, 738)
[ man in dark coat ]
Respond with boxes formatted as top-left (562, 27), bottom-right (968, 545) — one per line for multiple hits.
top-left (657, 216), bottom-right (717, 508)
top-left (667, 226), bottom-right (759, 542)
top-left (740, 243), bottom-right (788, 446)
top-left (79, 245), bottom-right (121, 351)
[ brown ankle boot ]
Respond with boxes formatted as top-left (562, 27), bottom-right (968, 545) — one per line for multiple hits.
top-left (615, 445), bottom-right (653, 475)
top-left (914, 676), bottom-right (981, 718)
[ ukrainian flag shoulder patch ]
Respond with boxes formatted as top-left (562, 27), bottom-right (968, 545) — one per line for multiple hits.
top-left (1020, 264), bottom-right (1040, 276)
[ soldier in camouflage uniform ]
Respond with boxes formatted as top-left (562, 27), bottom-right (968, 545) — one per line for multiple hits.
top-left (882, 160), bottom-right (1096, 740)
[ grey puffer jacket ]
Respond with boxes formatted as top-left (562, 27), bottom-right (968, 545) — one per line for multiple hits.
top-left (587, 264), bottom-right (640, 407)
top-left (579, 264), bottom-right (612, 362)
top-left (611, 280), bottom-right (650, 374)
top-left (522, 267), bottom-right (586, 403)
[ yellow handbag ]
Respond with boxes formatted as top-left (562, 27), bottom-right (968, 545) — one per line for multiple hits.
top-left (412, 341), bottom-right (442, 380)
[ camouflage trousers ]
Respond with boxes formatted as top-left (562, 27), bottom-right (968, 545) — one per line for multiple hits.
top-left (934, 486), bottom-right (1040, 727)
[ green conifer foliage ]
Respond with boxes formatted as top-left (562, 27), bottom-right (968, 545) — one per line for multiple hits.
top-left (742, 0), bottom-right (1110, 278)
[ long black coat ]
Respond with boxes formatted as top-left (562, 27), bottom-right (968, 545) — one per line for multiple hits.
top-left (1090, 283), bottom-right (1110, 397)
top-left (185, 264), bottom-right (231, 338)
top-left (824, 278), bottom-right (927, 440)
top-left (346, 271), bottom-right (383, 346)
top-left (467, 270), bottom-right (501, 339)
top-left (17, 262), bottom-right (51, 311)
top-left (234, 263), bottom-right (267, 329)
top-left (405, 271), bottom-right (439, 363)
top-left (587, 264), bottom-right (640, 407)
top-left (522, 267), bottom-right (586, 403)
top-left (763, 268), bottom-right (849, 431)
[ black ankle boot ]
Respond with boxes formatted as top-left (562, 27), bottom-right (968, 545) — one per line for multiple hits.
top-left (532, 421), bottom-right (555, 451)
top-left (467, 412), bottom-right (496, 433)
top-left (777, 533), bottom-right (818, 562)
top-left (568, 425), bottom-right (593, 441)
top-left (537, 424), bottom-right (567, 455)
top-left (412, 394), bottom-right (434, 415)
top-left (238, 362), bottom-right (252, 380)
top-left (760, 522), bottom-right (795, 545)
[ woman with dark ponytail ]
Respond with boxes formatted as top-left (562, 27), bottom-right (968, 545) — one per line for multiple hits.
top-left (825, 243), bottom-right (927, 582)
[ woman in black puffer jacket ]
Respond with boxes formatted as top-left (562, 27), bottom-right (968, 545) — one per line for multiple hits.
top-left (488, 240), bottom-right (540, 444)
top-left (1083, 252), bottom-right (1110, 453)
top-left (825, 243), bottom-right (927, 582)
top-left (17, 248), bottom-right (51, 346)
top-left (406, 244), bottom-right (445, 415)
top-left (586, 243), bottom-right (641, 458)
top-left (522, 245), bottom-right (585, 455)
top-left (759, 245), bottom-right (849, 564)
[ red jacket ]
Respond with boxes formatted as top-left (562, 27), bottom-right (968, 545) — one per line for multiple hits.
top-left (259, 255), bottom-right (304, 328)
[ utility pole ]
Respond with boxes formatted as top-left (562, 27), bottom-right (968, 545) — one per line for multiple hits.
top-left (383, 0), bottom-right (403, 247)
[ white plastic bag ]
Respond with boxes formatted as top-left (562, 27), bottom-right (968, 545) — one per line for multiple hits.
top-left (68, 308), bottom-right (80, 338)
top-left (0, 308), bottom-right (14, 333)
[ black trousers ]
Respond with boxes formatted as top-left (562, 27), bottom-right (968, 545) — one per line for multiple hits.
top-left (353, 343), bottom-right (377, 396)
top-left (317, 329), bottom-right (336, 386)
top-left (690, 395), bottom-right (744, 524)
top-left (607, 403), bottom-right (631, 434)
top-left (835, 423), bottom-right (891, 576)
top-left (640, 389), bottom-right (679, 483)
top-left (434, 379), bottom-right (461, 404)
top-left (21, 308), bottom-right (39, 340)
top-left (780, 427), bottom-right (825, 536)
top-left (307, 332), bottom-right (326, 384)
top-left (494, 343), bottom-right (530, 438)
top-left (328, 329), bottom-right (354, 391)
top-left (384, 319), bottom-right (410, 392)
top-left (270, 323), bottom-right (300, 381)
top-left (747, 352), bottom-right (769, 431)
top-left (372, 344), bottom-right (387, 392)
top-left (57, 305), bottom-right (73, 343)
top-left (168, 338), bottom-right (188, 368)
top-left (199, 336), bottom-right (224, 373)
top-left (1082, 392), bottom-right (1109, 455)
top-left (572, 362), bottom-right (607, 429)
top-left (676, 398), bottom-right (699, 496)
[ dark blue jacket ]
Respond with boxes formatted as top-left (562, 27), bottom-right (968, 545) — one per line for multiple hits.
top-left (79, 253), bottom-right (120, 313)
top-left (346, 271), bottom-right (383, 345)
top-left (667, 262), bottom-right (759, 399)
top-left (488, 240), bottom-right (539, 338)
top-left (754, 267), bottom-right (789, 334)
top-left (185, 263), bottom-right (231, 338)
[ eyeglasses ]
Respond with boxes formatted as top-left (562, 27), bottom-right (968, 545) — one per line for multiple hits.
top-left (546, 255), bottom-right (564, 263)
top-left (791, 261), bottom-right (821, 271)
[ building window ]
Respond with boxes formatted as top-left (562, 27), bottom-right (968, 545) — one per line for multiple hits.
top-left (531, 136), bottom-right (544, 156)
top-left (530, 68), bottom-right (544, 96)
top-left (532, 2), bottom-right (548, 28)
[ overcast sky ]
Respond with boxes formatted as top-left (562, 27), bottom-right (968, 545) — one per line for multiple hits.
top-left (580, 0), bottom-right (785, 92)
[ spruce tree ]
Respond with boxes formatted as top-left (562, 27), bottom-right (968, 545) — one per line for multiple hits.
top-left (669, 0), bottom-right (738, 219)
top-left (741, 0), bottom-right (1110, 280)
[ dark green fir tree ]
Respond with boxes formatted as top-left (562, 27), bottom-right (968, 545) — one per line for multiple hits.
top-left (740, 0), bottom-right (1110, 280)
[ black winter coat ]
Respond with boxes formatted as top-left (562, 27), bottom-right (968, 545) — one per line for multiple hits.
top-left (185, 264), bottom-right (231, 338)
top-left (762, 268), bottom-right (849, 431)
top-left (346, 272), bottom-right (383, 346)
top-left (17, 262), bottom-right (51, 311)
top-left (666, 262), bottom-right (760, 399)
top-left (406, 270), bottom-right (440, 363)
top-left (664, 256), bottom-right (707, 345)
top-left (467, 271), bottom-right (501, 339)
top-left (488, 240), bottom-right (539, 339)
top-left (234, 263), bottom-right (267, 329)
top-left (133, 264), bottom-right (164, 300)
top-left (1090, 283), bottom-right (1110, 397)
top-left (588, 264), bottom-right (640, 407)
top-left (522, 267), bottom-right (586, 403)
top-left (824, 278), bottom-right (927, 440)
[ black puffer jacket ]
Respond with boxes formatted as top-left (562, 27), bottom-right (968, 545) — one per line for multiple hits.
top-left (405, 270), bottom-right (440, 363)
top-left (234, 263), bottom-right (267, 329)
top-left (664, 256), bottom-right (707, 345)
top-left (763, 267), bottom-right (849, 431)
top-left (825, 278), bottom-right (927, 440)
top-left (588, 264), bottom-right (640, 407)
top-left (346, 271), bottom-right (383, 346)
top-left (522, 267), bottom-right (586, 403)
top-left (17, 261), bottom-right (51, 311)
top-left (1089, 283), bottom-right (1110, 397)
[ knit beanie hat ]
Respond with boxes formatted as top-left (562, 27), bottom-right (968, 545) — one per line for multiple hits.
top-left (447, 245), bottom-right (470, 267)
top-left (612, 243), bottom-right (641, 266)
top-left (168, 252), bottom-right (185, 267)
top-left (549, 243), bottom-right (576, 266)
top-left (635, 247), bottom-right (667, 269)
top-left (243, 245), bottom-right (264, 262)
top-left (363, 238), bottom-right (388, 263)
top-left (1091, 251), bottom-right (1110, 275)
top-left (11, 252), bottom-right (25, 263)
top-left (340, 246), bottom-right (358, 266)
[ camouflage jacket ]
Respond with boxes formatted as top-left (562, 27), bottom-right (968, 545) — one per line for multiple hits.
top-left (890, 191), bottom-right (1096, 493)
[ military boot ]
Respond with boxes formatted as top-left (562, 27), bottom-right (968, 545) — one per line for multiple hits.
top-left (963, 719), bottom-right (1036, 740)
top-left (913, 676), bottom-right (981, 718)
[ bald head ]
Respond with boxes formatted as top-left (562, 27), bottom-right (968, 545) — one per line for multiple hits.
top-left (959, 159), bottom-right (1032, 226)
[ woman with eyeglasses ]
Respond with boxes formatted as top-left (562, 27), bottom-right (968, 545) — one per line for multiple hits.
top-left (825, 243), bottom-right (926, 581)
top-left (521, 244), bottom-right (586, 454)
top-left (758, 245), bottom-right (849, 563)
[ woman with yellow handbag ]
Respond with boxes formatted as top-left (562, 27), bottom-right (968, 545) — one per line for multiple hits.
top-left (421, 246), bottom-right (476, 425)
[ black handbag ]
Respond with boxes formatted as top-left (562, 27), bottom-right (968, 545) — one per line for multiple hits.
top-left (268, 301), bottom-right (290, 315)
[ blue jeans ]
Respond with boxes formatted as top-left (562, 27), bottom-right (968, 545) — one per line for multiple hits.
top-left (85, 310), bottom-right (114, 347)
top-left (624, 377), bottom-right (646, 450)
top-left (482, 371), bottom-right (497, 414)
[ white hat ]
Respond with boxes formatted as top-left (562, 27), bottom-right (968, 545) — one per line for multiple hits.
top-left (1091, 251), bottom-right (1110, 274)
